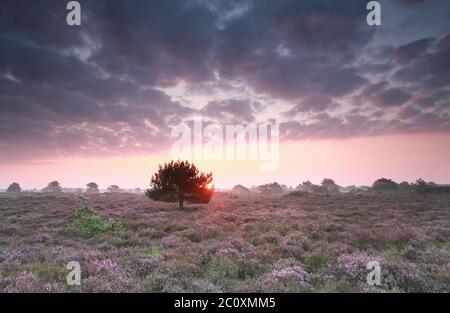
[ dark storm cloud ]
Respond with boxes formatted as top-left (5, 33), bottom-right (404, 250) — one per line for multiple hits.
top-left (0, 1), bottom-right (202, 162)
top-left (395, 0), bottom-right (430, 6)
top-left (351, 31), bottom-right (450, 139)
top-left (280, 108), bottom-right (449, 141)
top-left (360, 81), bottom-right (389, 98)
top-left (283, 94), bottom-right (337, 115)
top-left (0, 0), bottom-right (85, 49)
top-left (202, 99), bottom-right (261, 123)
top-left (0, 0), bottom-right (449, 163)
top-left (371, 88), bottom-right (412, 107)
top-left (280, 112), bottom-right (381, 141)
top-left (393, 34), bottom-right (450, 88)
top-left (0, 37), bottom-right (99, 90)
top-left (398, 106), bottom-right (421, 119)
top-left (85, 0), bottom-right (217, 86)
top-left (211, 0), bottom-right (372, 100)
top-left (367, 45), bottom-right (396, 61)
top-left (412, 89), bottom-right (450, 108)
top-left (393, 38), bottom-right (434, 64)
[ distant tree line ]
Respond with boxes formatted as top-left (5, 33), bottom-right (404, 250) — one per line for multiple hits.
top-left (372, 178), bottom-right (447, 193)
top-left (3, 181), bottom-right (142, 194)
top-left (230, 177), bottom-right (450, 196)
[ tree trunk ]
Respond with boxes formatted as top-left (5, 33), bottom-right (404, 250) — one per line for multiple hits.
top-left (178, 199), bottom-right (184, 210)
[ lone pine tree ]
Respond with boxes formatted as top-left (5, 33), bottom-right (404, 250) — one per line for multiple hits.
top-left (146, 160), bottom-right (214, 209)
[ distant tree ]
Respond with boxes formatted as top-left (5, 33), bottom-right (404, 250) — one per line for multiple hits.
top-left (398, 181), bottom-right (411, 190)
top-left (107, 185), bottom-right (121, 193)
top-left (311, 184), bottom-right (329, 194)
top-left (280, 184), bottom-right (293, 193)
top-left (296, 180), bottom-right (315, 192)
top-left (321, 178), bottom-right (340, 193)
top-left (43, 181), bottom-right (63, 193)
top-left (415, 178), bottom-right (427, 187)
top-left (7, 182), bottom-right (21, 193)
top-left (146, 160), bottom-right (213, 209)
top-left (372, 178), bottom-right (398, 191)
top-left (257, 182), bottom-right (283, 195)
top-left (321, 178), bottom-right (336, 186)
top-left (413, 178), bottom-right (434, 192)
top-left (232, 184), bottom-right (251, 194)
top-left (86, 182), bottom-right (99, 194)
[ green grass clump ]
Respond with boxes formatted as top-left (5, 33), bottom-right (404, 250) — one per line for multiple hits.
top-left (30, 262), bottom-right (69, 282)
top-left (205, 256), bottom-right (260, 285)
top-left (382, 247), bottom-right (399, 261)
top-left (74, 202), bottom-right (123, 237)
top-left (148, 246), bottom-right (161, 258)
top-left (303, 250), bottom-right (333, 272)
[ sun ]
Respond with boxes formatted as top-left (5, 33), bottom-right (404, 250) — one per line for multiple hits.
top-left (205, 183), bottom-right (213, 190)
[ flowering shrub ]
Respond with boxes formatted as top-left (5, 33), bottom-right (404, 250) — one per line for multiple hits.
top-left (88, 259), bottom-right (119, 274)
top-left (382, 261), bottom-right (431, 292)
top-left (1, 272), bottom-right (40, 293)
top-left (2, 244), bottom-right (47, 264)
top-left (129, 258), bottom-right (160, 278)
top-left (271, 265), bottom-right (309, 282)
top-left (0, 191), bottom-right (448, 292)
top-left (331, 253), bottom-right (379, 284)
top-left (81, 269), bottom-right (134, 292)
top-left (202, 238), bottom-right (257, 261)
top-left (249, 260), bottom-right (311, 292)
top-left (160, 234), bottom-right (184, 248)
top-left (0, 271), bottom-right (64, 293)
top-left (32, 233), bottom-right (53, 244)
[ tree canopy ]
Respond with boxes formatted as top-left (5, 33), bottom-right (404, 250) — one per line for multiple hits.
top-left (86, 182), bottom-right (99, 193)
top-left (7, 182), bottom-right (21, 193)
top-left (43, 181), bottom-right (62, 193)
top-left (372, 178), bottom-right (398, 190)
top-left (146, 160), bottom-right (214, 209)
top-left (107, 185), bottom-right (121, 193)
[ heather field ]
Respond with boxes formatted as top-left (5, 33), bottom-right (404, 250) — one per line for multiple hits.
top-left (0, 191), bottom-right (448, 293)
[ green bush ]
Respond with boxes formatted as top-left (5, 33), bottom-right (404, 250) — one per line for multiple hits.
top-left (74, 202), bottom-right (123, 237)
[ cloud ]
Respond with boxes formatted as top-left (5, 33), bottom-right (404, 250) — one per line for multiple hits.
top-left (393, 38), bottom-right (434, 64)
top-left (201, 99), bottom-right (262, 123)
top-left (280, 112), bottom-right (377, 141)
top-left (395, 0), bottom-right (430, 6)
top-left (283, 94), bottom-right (337, 115)
top-left (393, 34), bottom-right (450, 88)
top-left (0, 0), bottom-right (449, 163)
top-left (371, 88), bottom-right (412, 107)
top-left (211, 0), bottom-right (372, 100)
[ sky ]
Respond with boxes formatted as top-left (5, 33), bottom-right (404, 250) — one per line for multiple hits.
top-left (0, 0), bottom-right (449, 189)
